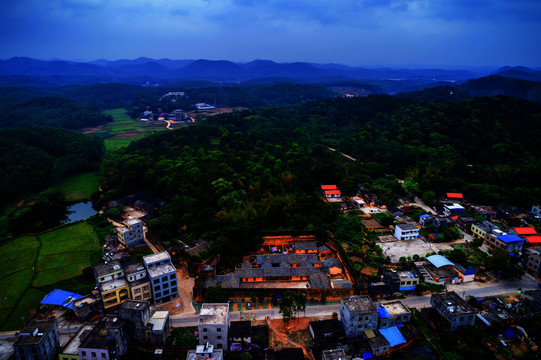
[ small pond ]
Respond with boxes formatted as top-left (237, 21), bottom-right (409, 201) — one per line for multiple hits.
top-left (64, 202), bottom-right (97, 223)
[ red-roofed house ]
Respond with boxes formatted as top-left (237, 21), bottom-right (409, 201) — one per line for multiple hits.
top-left (524, 236), bottom-right (541, 247)
top-left (321, 185), bottom-right (338, 190)
top-left (446, 193), bottom-right (463, 200)
top-left (510, 227), bottom-right (538, 236)
top-left (324, 190), bottom-right (341, 198)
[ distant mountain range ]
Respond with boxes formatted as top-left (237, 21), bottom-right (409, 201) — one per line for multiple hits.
top-left (0, 57), bottom-right (495, 83)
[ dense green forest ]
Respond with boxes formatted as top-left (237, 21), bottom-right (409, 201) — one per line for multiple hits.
top-left (0, 127), bottom-right (105, 206)
top-left (99, 94), bottom-right (541, 264)
top-left (0, 96), bottom-right (112, 129)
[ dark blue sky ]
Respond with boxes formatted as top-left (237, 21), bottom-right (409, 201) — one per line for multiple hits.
top-left (1, 0), bottom-right (540, 67)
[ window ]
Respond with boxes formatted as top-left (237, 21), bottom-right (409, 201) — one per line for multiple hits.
top-left (82, 352), bottom-right (87, 356)
top-left (154, 285), bottom-right (161, 291)
top-left (92, 352), bottom-right (97, 358)
top-left (217, 327), bottom-right (221, 332)
top-left (134, 288), bottom-right (141, 294)
top-left (217, 335), bottom-right (222, 339)
top-left (153, 279), bottom-right (159, 285)
top-left (101, 353), bottom-right (106, 358)
top-left (156, 292), bottom-right (161, 298)
top-left (203, 336), bottom-right (208, 340)
top-left (170, 274), bottom-right (176, 280)
top-left (203, 328), bottom-right (208, 332)
top-left (171, 280), bottom-right (177, 287)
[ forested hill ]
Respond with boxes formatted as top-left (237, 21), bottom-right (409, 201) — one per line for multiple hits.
top-left (0, 96), bottom-right (112, 129)
top-left (0, 127), bottom-right (105, 206)
top-left (99, 94), bottom-right (541, 261)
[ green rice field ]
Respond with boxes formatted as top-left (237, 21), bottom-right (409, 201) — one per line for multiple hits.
top-left (0, 222), bottom-right (101, 331)
top-left (57, 172), bottom-right (99, 202)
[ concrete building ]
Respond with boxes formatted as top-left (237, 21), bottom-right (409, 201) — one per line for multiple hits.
top-left (14, 320), bottom-right (59, 360)
top-left (143, 252), bottom-right (178, 304)
top-left (471, 221), bottom-right (502, 239)
top-left (72, 291), bottom-right (102, 321)
top-left (119, 300), bottom-right (151, 341)
top-left (78, 315), bottom-right (129, 360)
top-left (94, 261), bottom-right (130, 309)
top-left (394, 223), bottom-right (419, 240)
top-left (524, 248), bottom-right (541, 277)
top-left (340, 296), bottom-right (378, 337)
top-left (430, 291), bottom-right (476, 331)
top-left (378, 301), bottom-right (411, 329)
top-left (383, 270), bottom-right (419, 292)
top-left (484, 234), bottom-right (524, 254)
top-left (58, 323), bottom-right (95, 360)
top-left (198, 303), bottom-right (229, 349)
top-left (443, 203), bottom-right (465, 217)
top-left (364, 330), bottom-right (390, 356)
top-left (124, 263), bottom-right (152, 301)
top-left (146, 311), bottom-right (171, 345)
top-left (187, 344), bottom-right (223, 360)
top-left (116, 219), bottom-right (144, 248)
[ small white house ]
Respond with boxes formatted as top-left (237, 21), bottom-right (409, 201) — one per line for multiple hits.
top-left (394, 224), bottom-right (419, 240)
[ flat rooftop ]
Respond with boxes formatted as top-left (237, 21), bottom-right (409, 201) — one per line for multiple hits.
top-left (396, 223), bottom-right (418, 231)
top-left (199, 304), bottom-right (229, 325)
top-left (124, 218), bottom-right (142, 226)
top-left (124, 262), bottom-right (146, 275)
top-left (100, 278), bottom-right (128, 293)
top-left (381, 301), bottom-right (410, 317)
top-left (120, 299), bottom-right (150, 311)
top-left (147, 264), bottom-right (176, 278)
top-left (15, 320), bottom-right (56, 346)
top-left (433, 291), bottom-right (476, 315)
top-left (144, 251), bottom-right (170, 265)
top-left (94, 261), bottom-right (123, 278)
top-left (342, 295), bottom-right (377, 314)
top-left (79, 316), bottom-right (127, 350)
top-left (61, 324), bottom-right (95, 355)
top-left (322, 349), bottom-right (348, 360)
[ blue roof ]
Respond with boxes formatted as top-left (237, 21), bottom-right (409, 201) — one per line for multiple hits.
top-left (362, 353), bottom-right (373, 359)
top-left (426, 255), bottom-right (455, 268)
top-left (504, 327), bottom-right (518, 340)
top-left (379, 326), bottom-right (406, 347)
top-left (497, 234), bottom-right (524, 244)
top-left (420, 214), bottom-right (429, 219)
top-left (399, 286), bottom-right (417, 291)
top-left (40, 289), bottom-right (83, 309)
top-left (378, 307), bottom-right (391, 319)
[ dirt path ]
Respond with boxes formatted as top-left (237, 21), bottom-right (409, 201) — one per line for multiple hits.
top-left (176, 265), bottom-right (195, 314)
top-left (267, 318), bottom-right (315, 360)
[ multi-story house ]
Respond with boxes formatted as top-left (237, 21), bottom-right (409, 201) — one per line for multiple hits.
top-left (94, 261), bottom-right (130, 309)
top-left (124, 263), bottom-right (152, 301)
top-left (58, 323), bottom-right (95, 360)
top-left (471, 220), bottom-right (502, 239)
top-left (484, 234), bottom-right (524, 254)
top-left (14, 320), bottom-right (59, 360)
top-left (377, 301), bottom-right (411, 329)
top-left (430, 291), bottom-right (476, 331)
top-left (198, 303), bottom-right (229, 349)
top-left (116, 219), bottom-right (145, 248)
top-left (146, 311), bottom-right (171, 345)
top-left (119, 300), bottom-right (151, 342)
top-left (78, 315), bottom-right (129, 360)
top-left (394, 224), bottom-right (419, 240)
top-left (187, 344), bottom-right (223, 360)
top-left (524, 248), bottom-right (541, 277)
top-left (340, 296), bottom-right (378, 337)
top-left (143, 252), bottom-right (178, 304)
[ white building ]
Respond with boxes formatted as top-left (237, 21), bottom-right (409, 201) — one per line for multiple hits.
top-left (116, 219), bottom-right (144, 248)
top-left (394, 223), bottom-right (419, 240)
top-left (198, 303), bottom-right (229, 349)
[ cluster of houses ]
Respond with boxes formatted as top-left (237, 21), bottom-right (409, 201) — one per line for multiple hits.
top-left (13, 298), bottom-right (172, 360)
top-left (72, 251), bottom-right (178, 321)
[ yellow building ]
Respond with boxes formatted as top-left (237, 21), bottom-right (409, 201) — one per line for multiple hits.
top-left (94, 261), bottom-right (131, 309)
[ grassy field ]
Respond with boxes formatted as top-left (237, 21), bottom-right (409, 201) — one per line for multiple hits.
top-left (57, 172), bottom-right (99, 202)
top-left (0, 222), bottom-right (101, 331)
top-left (100, 108), bottom-right (169, 151)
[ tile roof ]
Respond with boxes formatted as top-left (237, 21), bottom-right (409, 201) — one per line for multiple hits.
top-left (512, 227), bottom-right (537, 235)
top-left (446, 193), bottom-right (463, 199)
top-left (525, 236), bottom-right (541, 245)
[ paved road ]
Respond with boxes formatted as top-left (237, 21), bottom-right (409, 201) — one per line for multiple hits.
top-left (171, 275), bottom-right (539, 327)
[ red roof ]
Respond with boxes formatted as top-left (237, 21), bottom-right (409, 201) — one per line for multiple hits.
top-left (513, 227), bottom-right (537, 235)
top-left (324, 190), bottom-right (341, 195)
top-left (321, 185), bottom-right (337, 190)
top-left (446, 193), bottom-right (463, 199)
top-left (450, 215), bottom-right (459, 221)
top-left (525, 236), bottom-right (541, 245)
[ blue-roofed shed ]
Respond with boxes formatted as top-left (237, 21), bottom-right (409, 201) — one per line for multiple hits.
top-left (378, 307), bottom-right (391, 319)
top-left (40, 289), bottom-right (83, 309)
top-left (426, 255), bottom-right (455, 268)
top-left (497, 235), bottom-right (523, 244)
top-left (379, 326), bottom-right (406, 347)
top-left (362, 352), bottom-right (373, 359)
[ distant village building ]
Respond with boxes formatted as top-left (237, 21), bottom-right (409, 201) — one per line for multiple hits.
top-left (58, 323), bottom-right (95, 360)
top-left (378, 301), bottom-right (411, 329)
top-left (143, 251), bottom-right (178, 304)
top-left (471, 220), bottom-right (503, 239)
top-left (195, 103), bottom-right (215, 110)
top-left (187, 344), bottom-right (223, 360)
top-left (394, 223), bottom-right (419, 240)
top-left (443, 203), bottom-right (465, 217)
top-left (321, 185), bottom-right (341, 199)
top-left (14, 320), bottom-right (59, 360)
top-left (430, 291), bottom-right (476, 330)
top-left (146, 311), bottom-right (171, 345)
top-left (484, 234), bottom-right (524, 254)
top-left (119, 300), bottom-right (151, 342)
top-left (322, 349), bottom-right (350, 360)
top-left (198, 303), bottom-right (229, 349)
top-left (383, 270), bottom-right (419, 292)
